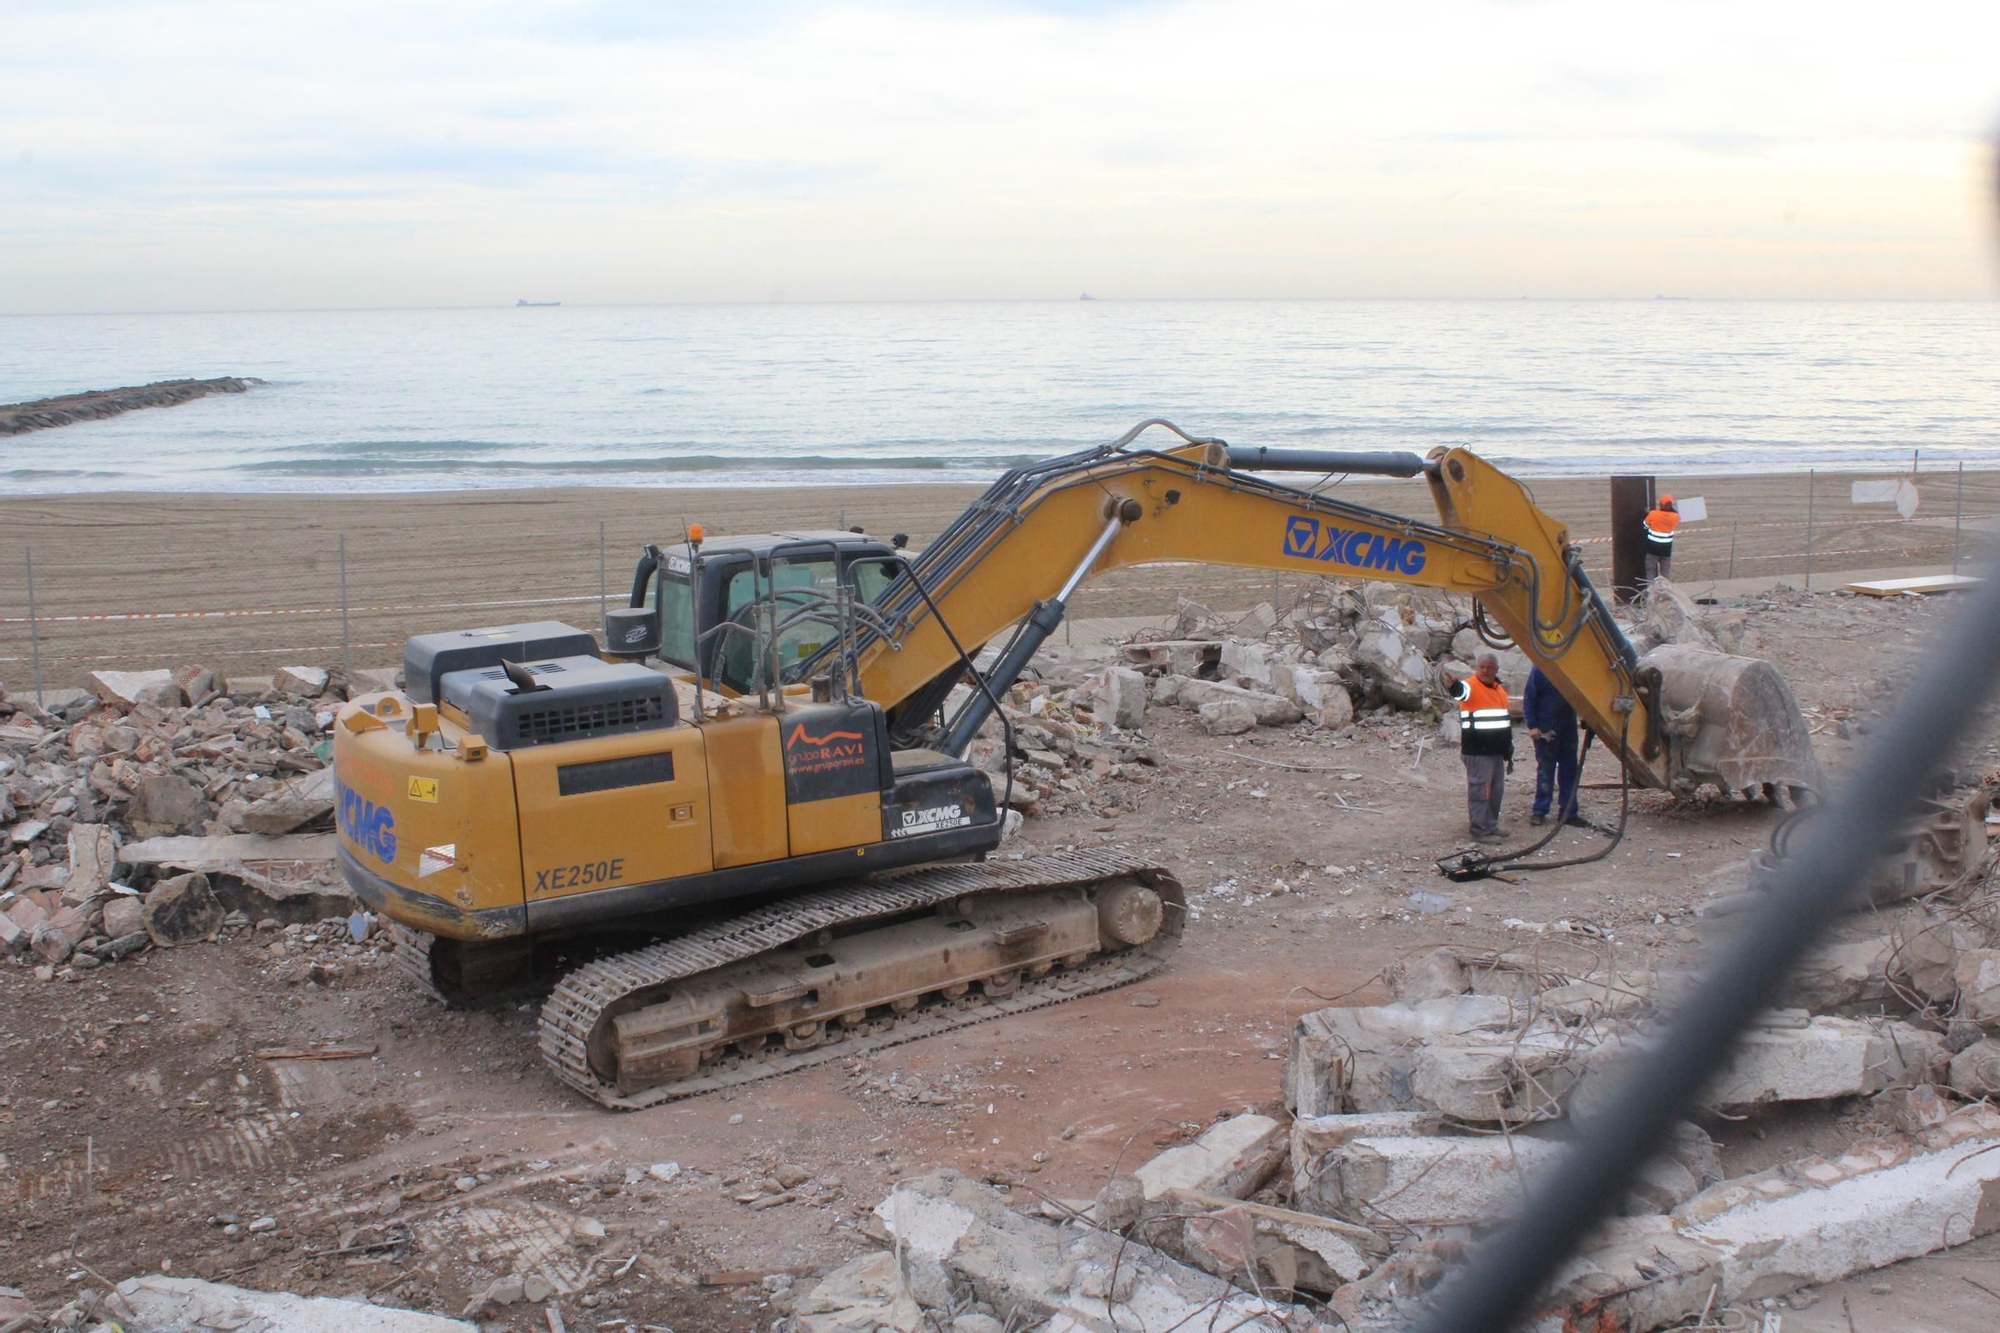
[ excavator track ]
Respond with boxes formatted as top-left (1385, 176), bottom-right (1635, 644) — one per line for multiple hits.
top-left (537, 849), bottom-right (1185, 1110)
top-left (388, 922), bottom-right (448, 1004)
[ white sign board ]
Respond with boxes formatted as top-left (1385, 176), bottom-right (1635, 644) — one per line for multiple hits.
top-left (1851, 479), bottom-right (1919, 518)
top-left (1674, 496), bottom-right (1707, 523)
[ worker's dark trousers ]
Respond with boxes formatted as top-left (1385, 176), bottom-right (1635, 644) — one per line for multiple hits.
top-left (1532, 725), bottom-right (1580, 820)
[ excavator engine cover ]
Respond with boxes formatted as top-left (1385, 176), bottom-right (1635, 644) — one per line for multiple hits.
top-left (1640, 643), bottom-right (1822, 799)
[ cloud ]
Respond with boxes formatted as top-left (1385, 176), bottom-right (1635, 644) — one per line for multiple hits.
top-left (2, 0), bottom-right (1998, 309)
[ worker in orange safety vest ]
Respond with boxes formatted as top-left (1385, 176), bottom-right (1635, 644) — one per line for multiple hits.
top-left (1450, 652), bottom-right (1514, 844)
top-left (1641, 495), bottom-right (1680, 587)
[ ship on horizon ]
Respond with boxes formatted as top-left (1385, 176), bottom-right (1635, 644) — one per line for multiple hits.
top-left (516, 298), bottom-right (561, 307)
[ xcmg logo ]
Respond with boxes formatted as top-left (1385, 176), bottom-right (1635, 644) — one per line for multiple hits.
top-left (1283, 517), bottom-right (1428, 575)
top-left (336, 780), bottom-right (398, 865)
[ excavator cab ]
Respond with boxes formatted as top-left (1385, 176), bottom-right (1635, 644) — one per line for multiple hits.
top-left (613, 531), bottom-right (901, 696)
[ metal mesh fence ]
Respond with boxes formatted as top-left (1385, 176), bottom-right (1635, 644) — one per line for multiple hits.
top-left (4, 467), bottom-right (1994, 699)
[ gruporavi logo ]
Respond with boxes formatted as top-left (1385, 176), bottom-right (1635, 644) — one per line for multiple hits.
top-left (1283, 516), bottom-right (1427, 575)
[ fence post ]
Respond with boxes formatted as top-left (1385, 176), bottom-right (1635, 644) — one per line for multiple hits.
top-left (599, 521), bottom-right (608, 623)
top-left (1954, 461), bottom-right (1965, 575)
top-left (25, 547), bottom-right (43, 708)
top-left (1804, 469), bottom-right (1815, 592)
top-left (1728, 524), bottom-right (1737, 580)
top-left (339, 533), bottom-right (352, 681)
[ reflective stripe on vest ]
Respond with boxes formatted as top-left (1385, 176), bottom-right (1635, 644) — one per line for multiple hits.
top-left (1643, 511), bottom-right (1678, 549)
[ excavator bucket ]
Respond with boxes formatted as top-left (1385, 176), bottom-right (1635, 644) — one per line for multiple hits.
top-left (1639, 643), bottom-right (1823, 800)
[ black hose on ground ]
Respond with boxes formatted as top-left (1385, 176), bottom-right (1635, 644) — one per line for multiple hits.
top-left (1435, 726), bottom-right (1628, 880)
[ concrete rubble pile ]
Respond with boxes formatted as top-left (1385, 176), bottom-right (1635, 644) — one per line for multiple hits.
top-left (956, 675), bottom-right (1166, 822)
top-left (788, 922), bottom-right (2000, 1333)
top-left (1117, 578), bottom-right (1753, 743)
top-left (0, 664), bottom-right (367, 982)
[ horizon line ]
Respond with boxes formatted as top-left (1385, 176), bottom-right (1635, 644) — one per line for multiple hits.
top-left (5, 294), bottom-right (1999, 318)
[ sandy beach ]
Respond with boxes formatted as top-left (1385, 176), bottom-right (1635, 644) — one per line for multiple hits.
top-left (4, 467), bottom-right (1997, 688)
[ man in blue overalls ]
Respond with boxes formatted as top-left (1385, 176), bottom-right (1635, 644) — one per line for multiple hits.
top-left (1523, 666), bottom-right (1583, 827)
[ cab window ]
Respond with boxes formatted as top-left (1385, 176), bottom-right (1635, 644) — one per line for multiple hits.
top-left (648, 571), bottom-right (699, 670)
top-left (715, 554), bottom-right (897, 691)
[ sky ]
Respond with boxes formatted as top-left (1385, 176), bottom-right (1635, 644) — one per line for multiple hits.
top-left (3, 0), bottom-right (1999, 311)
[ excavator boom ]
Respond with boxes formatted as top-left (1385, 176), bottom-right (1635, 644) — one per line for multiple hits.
top-left (828, 421), bottom-right (1815, 798)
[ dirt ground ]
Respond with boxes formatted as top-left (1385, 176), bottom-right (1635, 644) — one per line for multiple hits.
top-left (7, 586), bottom-right (2000, 1330)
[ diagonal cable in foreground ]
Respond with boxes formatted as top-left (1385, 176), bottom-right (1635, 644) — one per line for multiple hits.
top-left (1413, 559), bottom-right (2000, 1333)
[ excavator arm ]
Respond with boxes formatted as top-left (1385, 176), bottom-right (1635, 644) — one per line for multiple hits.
top-left (834, 421), bottom-right (1814, 797)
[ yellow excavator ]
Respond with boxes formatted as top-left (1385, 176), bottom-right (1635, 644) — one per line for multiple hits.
top-left (333, 420), bottom-right (1819, 1108)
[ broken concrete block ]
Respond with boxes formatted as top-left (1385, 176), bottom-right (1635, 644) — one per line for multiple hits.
top-left (875, 1170), bottom-right (1297, 1333)
top-left (1779, 936), bottom-right (1897, 1014)
top-left (1287, 995), bottom-right (1526, 1117)
top-left (1627, 1153), bottom-right (1702, 1215)
top-left (1405, 1031), bottom-right (1585, 1122)
top-left (132, 772), bottom-right (208, 834)
top-left (0, 908), bottom-right (26, 955)
top-left (1309, 1134), bottom-right (1565, 1228)
top-left (63, 822), bottom-right (119, 907)
top-left (1086, 667), bottom-right (1147, 731)
top-left (1290, 1112), bottom-right (1446, 1201)
top-left (793, 1252), bottom-right (922, 1333)
top-left (1890, 903), bottom-right (1978, 1005)
top-left (1122, 640), bottom-right (1220, 677)
top-left (172, 664), bottom-right (224, 707)
top-left (101, 894), bottom-right (145, 939)
top-left (1314, 680), bottom-right (1356, 728)
top-left (1272, 662), bottom-right (1351, 718)
top-left (30, 904), bottom-right (90, 965)
top-left (1639, 579), bottom-right (1721, 652)
top-left (1673, 1109), bottom-right (2000, 1305)
top-left (1220, 639), bottom-right (1274, 689)
top-left (1173, 1192), bottom-right (1390, 1294)
top-left (1171, 676), bottom-right (1302, 724)
top-left (1133, 1114), bottom-right (1286, 1202)
top-left (1948, 1039), bottom-right (2000, 1099)
top-left (1535, 971), bottom-right (1661, 1025)
top-left (1385, 947), bottom-right (1469, 1003)
top-left (1953, 948), bottom-right (2000, 1026)
top-left (1353, 624), bottom-right (1432, 710)
top-left (274, 664), bottom-right (330, 697)
top-left (1578, 1015), bottom-right (1947, 1117)
top-left (236, 768), bottom-right (336, 836)
top-left (144, 871), bottom-right (224, 945)
top-left (119, 831), bottom-right (336, 877)
top-left (115, 1275), bottom-right (474, 1331)
top-left (1704, 1015), bottom-right (1946, 1108)
top-left (1197, 699), bottom-right (1257, 735)
top-left (1532, 1214), bottom-right (1724, 1333)
top-left (5, 894), bottom-right (50, 937)
top-left (88, 668), bottom-right (184, 711)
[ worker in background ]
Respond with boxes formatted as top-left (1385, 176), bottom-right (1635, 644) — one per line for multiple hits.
top-left (1523, 665), bottom-right (1584, 828)
top-left (1641, 495), bottom-right (1680, 586)
top-left (1450, 652), bottom-right (1514, 844)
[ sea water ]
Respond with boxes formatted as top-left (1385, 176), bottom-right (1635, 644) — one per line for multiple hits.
top-left (2, 299), bottom-right (1994, 493)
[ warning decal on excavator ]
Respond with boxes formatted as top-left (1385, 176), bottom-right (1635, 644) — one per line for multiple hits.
top-left (407, 776), bottom-right (439, 803)
top-left (1283, 517), bottom-right (1427, 575)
